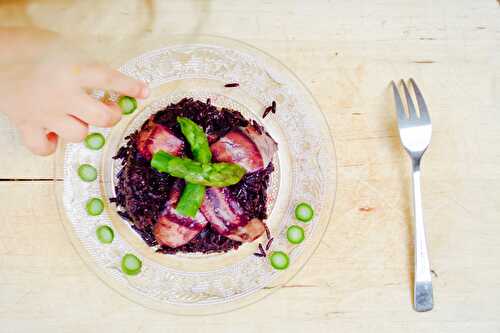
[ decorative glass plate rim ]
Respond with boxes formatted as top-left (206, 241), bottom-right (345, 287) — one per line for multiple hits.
top-left (54, 35), bottom-right (337, 315)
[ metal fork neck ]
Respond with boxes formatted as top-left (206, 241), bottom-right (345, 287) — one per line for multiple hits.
top-left (412, 158), bottom-right (421, 170)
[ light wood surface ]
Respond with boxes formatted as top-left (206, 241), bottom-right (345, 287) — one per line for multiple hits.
top-left (1, 1), bottom-right (499, 332)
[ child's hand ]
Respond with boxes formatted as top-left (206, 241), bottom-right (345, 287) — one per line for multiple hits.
top-left (0, 28), bottom-right (149, 156)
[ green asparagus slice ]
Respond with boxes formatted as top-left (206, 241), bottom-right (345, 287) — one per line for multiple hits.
top-left (118, 96), bottom-right (137, 115)
top-left (151, 151), bottom-right (245, 187)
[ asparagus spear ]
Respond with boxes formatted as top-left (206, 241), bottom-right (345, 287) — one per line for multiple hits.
top-left (175, 182), bottom-right (206, 217)
top-left (175, 117), bottom-right (211, 217)
top-left (177, 117), bottom-right (212, 164)
top-left (152, 151), bottom-right (245, 188)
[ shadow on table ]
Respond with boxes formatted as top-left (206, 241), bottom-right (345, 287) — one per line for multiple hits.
top-left (385, 83), bottom-right (414, 304)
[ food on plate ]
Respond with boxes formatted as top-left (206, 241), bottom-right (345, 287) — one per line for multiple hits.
top-left (269, 251), bottom-right (289, 270)
top-left (113, 98), bottom-right (277, 255)
top-left (295, 202), bottom-right (314, 222)
top-left (86, 197), bottom-right (104, 216)
top-left (152, 179), bottom-right (209, 248)
top-left (78, 164), bottom-right (97, 182)
top-left (265, 237), bottom-right (273, 250)
top-left (121, 253), bottom-right (142, 275)
top-left (200, 187), bottom-right (266, 242)
top-left (137, 120), bottom-right (184, 160)
top-left (286, 225), bottom-right (305, 244)
top-left (118, 95), bottom-right (138, 115)
top-left (262, 100), bottom-right (277, 119)
top-left (151, 151), bottom-right (246, 187)
top-left (175, 117), bottom-right (210, 217)
top-left (84, 132), bottom-right (106, 150)
top-left (210, 125), bottom-right (277, 173)
top-left (96, 225), bottom-right (114, 244)
top-left (175, 182), bottom-right (206, 218)
top-left (177, 116), bottom-right (212, 164)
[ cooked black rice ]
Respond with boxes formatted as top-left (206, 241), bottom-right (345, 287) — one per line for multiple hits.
top-left (262, 101), bottom-right (277, 119)
top-left (265, 237), bottom-right (274, 251)
top-left (112, 98), bottom-right (274, 255)
top-left (262, 106), bottom-right (273, 119)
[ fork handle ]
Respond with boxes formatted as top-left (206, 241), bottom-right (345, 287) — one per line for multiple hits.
top-left (411, 160), bottom-right (434, 312)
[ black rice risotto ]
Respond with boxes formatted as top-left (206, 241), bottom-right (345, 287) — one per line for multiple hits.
top-left (112, 98), bottom-right (274, 254)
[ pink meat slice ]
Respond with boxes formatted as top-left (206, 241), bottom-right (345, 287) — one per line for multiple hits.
top-left (200, 187), bottom-right (266, 243)
top-left (210, 125), bottom-right (277, 173)
top-left (137, 119), bottom-right (184, 160)
top-left (153, 181), bottom-right (208, 248)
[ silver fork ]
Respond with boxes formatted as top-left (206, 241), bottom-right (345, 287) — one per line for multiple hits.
top-left (391, 79), bottom-right (433, 312)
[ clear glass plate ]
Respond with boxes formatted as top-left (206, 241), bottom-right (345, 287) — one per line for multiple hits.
top-left (54, 36), bottom-right (336, 315)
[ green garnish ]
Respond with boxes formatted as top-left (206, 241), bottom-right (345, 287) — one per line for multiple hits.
top-left (118, 96), bottom-right (137, 115)
top-left (176, 183), bottom-right (205, 217)
top-left (269, 251), bottom-right (289, 270)
top-left (78, 164), bottom-right (97, 182)
top-left (121, 253), bottom-right (142, 276)
top-left (177, 116), bottom-right (212, 164)
top-left (84, 132), bottom-right (105, 150)
top-left (175, 117), bottom-right (212, 217)
top-left (295, 202), bottom-right (314, 222)
top-left (96, 225), bottom-right (114, 244)
top-left (86, 197), bottom-right (104, 216)
top-left (151, 151), bottom-right (245, 187)
top-left (287, 225), bottom-right (305, 244)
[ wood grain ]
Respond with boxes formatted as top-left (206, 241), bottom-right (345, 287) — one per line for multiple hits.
top-left (0, 0), bottom-right (499, 332)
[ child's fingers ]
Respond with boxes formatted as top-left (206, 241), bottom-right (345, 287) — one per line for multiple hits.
top-left (71, 96), bottom-right (122, 128)
top-left (19, 124), bottom-right (57, 156)
top-left (79, 63), bottom-right (149, 99)
top-left (48, 115), bottom-right (89, 143)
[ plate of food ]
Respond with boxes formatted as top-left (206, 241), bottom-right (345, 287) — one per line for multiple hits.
top-left (55, 36), bottom-right (336, 315)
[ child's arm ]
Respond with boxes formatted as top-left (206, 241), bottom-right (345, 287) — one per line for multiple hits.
top-left (0, 27), bottom-right (149, 156)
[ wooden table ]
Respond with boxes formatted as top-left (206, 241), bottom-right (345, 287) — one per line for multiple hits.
top-left (1, 1), bottom-right (499, 332)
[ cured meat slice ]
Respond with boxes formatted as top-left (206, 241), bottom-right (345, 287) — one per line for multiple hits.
top-left (200, 187), bottom-right (266, 242)
top-left (153, 181), bottom-right (208, 248)
top-left (210, 125), bottom-right (277, 173)
top-left (137, 119), bottom-right (184, 160)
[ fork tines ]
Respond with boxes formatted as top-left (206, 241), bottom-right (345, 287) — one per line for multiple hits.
top-left (391, 79), bottom-right (431, 124)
